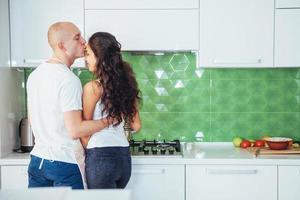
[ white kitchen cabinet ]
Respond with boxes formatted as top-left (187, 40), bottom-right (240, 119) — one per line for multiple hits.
top-left (186, 165), bottom-right (277, 200)
top-left (10, 0), bottom-right (84, 67)
top-left (278, 166), bottom-right (300, 200)
top-left (126, 164), bottom-right (185, 200)
top-left (274, 2), bottom-right (300, 67)
top-left (1, 165), bottom-right (28, 189)
top-left (85, 0), bottom-right (198, 9)
top-left (276, 0), bottom-right (300, 8)
top-left (199, 0), bottom-right (274, 67)
top-left (85, 10), bottom-right (198, 51)
top-left (0, 0), bottom-right (10, 67)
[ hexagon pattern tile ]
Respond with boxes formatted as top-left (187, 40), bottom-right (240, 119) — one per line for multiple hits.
top-left (24, 53), bottom-right (300, 142)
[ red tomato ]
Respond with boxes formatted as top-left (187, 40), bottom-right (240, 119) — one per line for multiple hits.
top-left (240, 140), bottom-right (251, 148)
top-left (254, 140), bottom-right (265, 147)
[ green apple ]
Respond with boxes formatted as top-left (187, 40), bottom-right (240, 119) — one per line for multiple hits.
top-left (232, 136), bottom-right (243, 147)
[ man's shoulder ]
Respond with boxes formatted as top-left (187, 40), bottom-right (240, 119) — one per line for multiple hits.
top-left (63, 71), bottom-right (81, 84)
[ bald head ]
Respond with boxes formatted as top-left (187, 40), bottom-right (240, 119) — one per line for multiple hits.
top-left (47, 22), bottom-right (79, 50)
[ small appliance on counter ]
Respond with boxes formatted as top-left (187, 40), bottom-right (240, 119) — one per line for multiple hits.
top-left (16, 117), bottom-right (35, 153)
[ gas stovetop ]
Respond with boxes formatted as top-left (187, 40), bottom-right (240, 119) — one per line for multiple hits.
top-left (129, 139), bottom-right (182, 157)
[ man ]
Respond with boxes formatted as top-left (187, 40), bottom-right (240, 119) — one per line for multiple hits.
top-left (26, 22), bottom-right (111, 189)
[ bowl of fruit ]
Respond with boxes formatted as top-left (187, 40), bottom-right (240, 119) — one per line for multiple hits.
top-left (264, 137), bottom-right (292, 150)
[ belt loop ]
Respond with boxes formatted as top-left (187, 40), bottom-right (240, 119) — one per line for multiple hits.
top-left (48, 147), bottom-right (55, 162)
top-left (38, 158), bottom-right (44, 170)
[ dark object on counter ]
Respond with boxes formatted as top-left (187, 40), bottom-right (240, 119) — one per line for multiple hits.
top-left (19, 117), bottom-right (34, 152)
top-left (129, 139), bottom-right (182, 156)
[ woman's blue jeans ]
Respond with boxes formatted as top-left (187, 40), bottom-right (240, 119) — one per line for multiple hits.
top-left (85, 146), bottom-right (131, 189)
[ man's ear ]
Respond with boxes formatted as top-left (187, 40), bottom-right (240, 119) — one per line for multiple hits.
top-left (58, 42), bottom-right (66, 51)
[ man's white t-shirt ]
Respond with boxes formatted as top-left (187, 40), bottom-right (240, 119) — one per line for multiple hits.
top-left (27, 62), bottom-right (82, 164)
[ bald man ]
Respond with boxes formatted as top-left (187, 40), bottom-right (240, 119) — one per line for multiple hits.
top-left (26, 22), bottom-right (112, 189)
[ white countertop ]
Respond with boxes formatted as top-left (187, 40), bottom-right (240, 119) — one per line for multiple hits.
top-left (1, 143), bottom-right (300, 166)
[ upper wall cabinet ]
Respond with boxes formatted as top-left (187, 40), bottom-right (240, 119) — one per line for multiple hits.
top-left (0, 0), bottom-right (10, 67)
top-left (199, 0), bottom-right (274, 67)
top-left (85, 0), bottom-right (199, 9)
top-left (85, 0), bottom-right (199, 51)
top-left (10, 0), bottom-right (84, 67)
top-left (274, 0), bottom-right (300, 67)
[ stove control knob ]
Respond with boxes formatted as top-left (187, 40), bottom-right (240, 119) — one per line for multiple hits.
top-left (169, 149), bottom-right (175, 155)
top-left (152, 148), bottom-right (158, 155)
top-left (143, 148), bottom-right (149, 155)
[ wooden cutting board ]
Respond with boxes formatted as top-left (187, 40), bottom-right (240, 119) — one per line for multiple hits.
top-left (247, 147), bottom-right (300, 156)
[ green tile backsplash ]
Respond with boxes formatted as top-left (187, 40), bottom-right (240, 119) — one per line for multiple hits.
top-left (24, 53), bottom-right (300, 142)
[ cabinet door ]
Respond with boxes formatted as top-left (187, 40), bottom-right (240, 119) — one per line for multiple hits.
top-left (186, 165), bottom-right (277, 200)
top-left (276, 0), bottom-right (300, 8)
top-left (10, 0), bottom-right (84, 67)
top-left (85, 0), bottom-right (199, 9)
top-left (0, 0), bottom-right (10, 67)
top-left (199, 0), bottom-right (274, 67)
top-left (278, 166), bottom-right (300, 200)
top-left (1, 165), bottom-right (28, 189)
top-left (126, 165), bottom-right (184, 200)
top-left (274, 9), bottom-right (300, 67)
top-left (85, 10), bottom-right (199, 51)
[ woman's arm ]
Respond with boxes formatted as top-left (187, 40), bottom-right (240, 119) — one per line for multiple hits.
top-left (131, 111), bottom-right (141, 132)
top-left (80, 80), bottom-right (102, 148)
top-left (130, 101), bottom-right (141, 132)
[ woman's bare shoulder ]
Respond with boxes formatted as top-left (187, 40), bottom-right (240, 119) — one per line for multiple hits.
top-left (83, 80), bottom-right (103, 99)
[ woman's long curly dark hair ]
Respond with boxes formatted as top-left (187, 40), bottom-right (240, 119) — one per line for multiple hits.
top-left (88, 32), bottom-right (141, 126)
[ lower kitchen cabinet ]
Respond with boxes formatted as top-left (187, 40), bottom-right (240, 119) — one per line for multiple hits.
top-left (1, 165), bottom-right (28, 189)
top-left (278, 165), bottom-right (300, 200)
top-left (186, 165), bottom-right (277, 200)
top-left (126, 164), bottom-right (185, 200)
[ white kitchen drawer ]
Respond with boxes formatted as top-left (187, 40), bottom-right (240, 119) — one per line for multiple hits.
top-left (1, 165), bottom-right (28, 189)
top-left (186, 165), bottom-right (277, 200)
top-left (126, 165), bottom-right (184, 200)
top-left (278, 166), bottom-right (300, 200)
top-left (85, 0), bottom-right (199, 9)
top-left (276, 0), bottom-right (300, 8)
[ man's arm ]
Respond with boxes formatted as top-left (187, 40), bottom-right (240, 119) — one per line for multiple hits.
top-left (64, 110), bottom-right (111, 139)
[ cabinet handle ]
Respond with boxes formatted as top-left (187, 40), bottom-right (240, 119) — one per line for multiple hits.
top-left (213, 59), bottom-right (262, 64)
top-left (132, 169), bottom-right (166, 175)
top-left (23, 59), bottom-right (46, 64)
top-left (206, 169), bottom-right (258, 175)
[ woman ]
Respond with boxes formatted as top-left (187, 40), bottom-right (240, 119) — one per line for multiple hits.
top-left (81, 32), bottom-right (142, 189)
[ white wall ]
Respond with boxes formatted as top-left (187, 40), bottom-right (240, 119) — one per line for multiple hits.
top-left (0, 0), bottom-right (10, 67)
top-left (0, 0), bottom-right (25, 157)
top-left (0, 68), bottom-right (25, 157)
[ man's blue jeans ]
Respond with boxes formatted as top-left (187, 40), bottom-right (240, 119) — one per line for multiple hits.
top-left (28, 155), bottom-right (83, 189)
